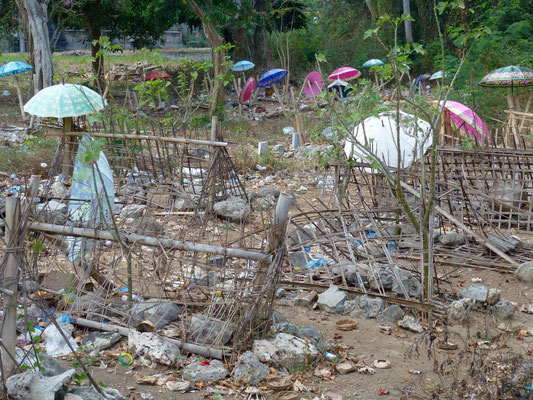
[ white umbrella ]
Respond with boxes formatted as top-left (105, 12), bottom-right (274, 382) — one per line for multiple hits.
top-left (344, 111), bottom-right (431, 170)
top-left (327, 79), bottom-right (348, 88)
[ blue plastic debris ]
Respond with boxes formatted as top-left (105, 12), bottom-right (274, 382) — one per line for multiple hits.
top-left (119, 287), bottom-right (129, 293)
top-left (60, 314), bottom-right (72, 324)
top-left (305, 256), bottom-right (327, 269)
top-left (10, 173), bottom-right (16, 179)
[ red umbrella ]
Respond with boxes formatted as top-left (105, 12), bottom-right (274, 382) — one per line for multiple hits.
top-left (303, 71), bottom-right (323, 98)
top-left (328, 67), bottom-right (361, 81)
top-left (143, 70), bottom-right (170, 81)
top-left (239, 77), bottom-right (256, 104)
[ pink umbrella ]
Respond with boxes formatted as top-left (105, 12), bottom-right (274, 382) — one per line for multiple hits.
top-left (328, 67), bottom-right (361, 81)
top-left (438, 100), bottom-right (490, 144)
top-left (303, 71), bottom-right (323, 97)
top-left (143, 70), bottom-right (170, 81)
top-left (239, 77), bottom-right (256, 104)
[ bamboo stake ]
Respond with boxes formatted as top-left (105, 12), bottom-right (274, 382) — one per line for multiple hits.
top-left (2, 197), bottom-right (21, 379)
top-left (399, 182), bottom-right (519, 266)
top-left (29, 222), bottom-right (271, 262)
top-left (71, 317), bottom-right (228, 359)
top-left (14, 75), bottom-right (25, 118)
top-left (47, 131), bottom-right (229, 147)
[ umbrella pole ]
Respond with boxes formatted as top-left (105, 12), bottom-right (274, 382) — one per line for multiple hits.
top-left (233, 76), bottom-right (242, 115)
top-left (307, 81), bottom-right (319, 109)
top-left (14, 75), bottom-right (25, 119)
top-left (62, 117), bottom-right (74, 176)
top-left (272, 84), bottom-right (286, 113)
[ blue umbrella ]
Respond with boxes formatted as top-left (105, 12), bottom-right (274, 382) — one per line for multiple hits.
top-left (232, 60), bottom-right (255, 72)
top-left (0, 61), bottom-right (33, 77)
top-left (257, 68), bottom-right (288, 88)
top-left (0, 61), bottom-right (34, 118)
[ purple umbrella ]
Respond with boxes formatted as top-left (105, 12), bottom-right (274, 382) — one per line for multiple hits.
top-left (257, 69), bottom-right (288, 88)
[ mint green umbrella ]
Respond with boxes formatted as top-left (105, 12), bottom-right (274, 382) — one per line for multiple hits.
top-left (429, 70), bottom-right (449, 80)
top-left (24, 83), bottom-right (106, 118)
top-left (362, 59), bottom-right (384, 68)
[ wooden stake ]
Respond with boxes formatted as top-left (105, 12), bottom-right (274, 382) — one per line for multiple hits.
top-left (14, 75), bottom-right (25, 119)
top-left (2, 197), bottom-right (21, 379)
top-left (62, 116), bottom-right (74, 176)
top-left (295, 113), bottom-right (305, 145)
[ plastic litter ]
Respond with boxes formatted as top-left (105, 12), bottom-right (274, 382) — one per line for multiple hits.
top-left (324, 351), bottom-right (339, 362)
top-left (60, 314), bottom-right (72, 324)
top-left (282, 126), bottom-right (297, 136)
top-left (305, 256), bottom-right (327, 270)
top-left (42, 321), bottom-right (79, 357)
top-left (119, 353), bottom-right (133, 366)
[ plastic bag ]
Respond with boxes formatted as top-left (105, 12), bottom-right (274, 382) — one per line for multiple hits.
top-left (42, 322), bottom-right (79, 357)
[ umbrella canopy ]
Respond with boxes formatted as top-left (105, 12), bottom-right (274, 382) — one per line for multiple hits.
top-left (233, 60), bottom-right (255, 72)
top-left (257, 68), bottom-right (288, 88)
top-left (344, 111), bottom-right (431, 169)
top-left (0, 61), bottom-right (33, 77)
top-left (479, 65), bottom-right (533, 87)
top-left (429, 70), bottom-right (448, 80)
top-left (239, 77), bottom-right (256, 104)
top-left (303, 71), bottom-right (323, 97)
top-left (143, 70), bottom-right (170, 81)
top-left (362, 59), bottom-right (384, 68)
top-left (66, 134), bottom-right (114, 264)
top-left (328, 67), bottom-right (361, 81)
top-left (437, 100), bottom-right (490, 143)
top-left (24, 84), bottom-right (107, 118)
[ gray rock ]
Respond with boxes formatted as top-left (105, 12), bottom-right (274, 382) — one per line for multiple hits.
top-left (15, 348), bottom-right (66, 377)
top-left (35, 200), bottom-right (68, 224)
top-left (392, 270), bottom-right (422, 298)
top-left (16, 303), bottom-right (41, 333)
top-left (492, 300), bottom-right (514, 320)
top-left (255, 187), bottom-right (280, 198)
top-left (358, 295), bottom-right (385, 318)
top-left (253, 333), bottom-right (319, 368)
top-left (274, 321), bottom-right (301, 336)
top-left (331, 262), bottom-right (370, 287)
top-left (255, 195), bottom-right (276, 210)
top-left (448, 298), bottom-right (474, 324)
top-left (337, 299), bottom-right (365, 318)
top-left (119, 204), bottom-right (147, 219)
top-left (322, 126), bottom-right (336, 139)
top-left (128, 331), bottom-right (181, 367)
top-left (213, 196), bottom-right (251, 222)
top-left (295, 145), bottom-right (318, 160)
top-left (189, 315), bottom-right (234, 345)
top-left (6, 369), bottom-right (74, 400)
top-left (487, 288), bottom-right (501, 305)
top-left (271, 144), bottom-right (287, 156)
top-left (355, 242), bottom-right (386, 258)
top-left (317, 285), bottom-right (348, 313)
top-left (377, 305), bottom-right (404, 324)
top-left (370, 266), bottom-right (395, 291)
top-left (275, 288), bottom-right (286, 299)
top-left (69, 387), bottom-right (125, 400)
top-left (51, 181), bottom-right (69, 199)
top-left (439, 233), bottom-right (466, 247)
top-left (129, 300), bottom-right (181, 328)
top-left (65, 394), bottom-right (84, 400)
top-left (286, 227), bottom-right (315, 247)
top-left (516, 262), bottom-right (533, 283)
top-left (232, 351), bottom-right (269, 384)
top-left (131, 217), bottom-right (163, 235)
top-left (298, 325), bottom-right (323, 344)
top-left (487, 236), bottom-right (519, 253)
top-left (397, 315), bottom-right (424, 333)
top-left (182, 360), bottom-right (228, 383)
top-left (82, 332), bottom-right (122, 353)
top-left (271, 311), bottom-right (288, 325)
top-left (460, 284), bottom-right (489, 303)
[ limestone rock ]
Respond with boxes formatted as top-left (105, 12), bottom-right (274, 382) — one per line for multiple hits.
top-left (128, 331), bottom-right (181, 367)
top-left (448, 298), bottom-right (474, 324)
top-left (439, 233), bottom-right (466, 247)
top-left (6, 369), bottom-right (74, 400)
top-left (82, 332), bottom-right (122, 353)
top-left (492, 300), bottom-right (514, 320)
top-left (397, 316), bottom-right (424, 333)
top-left (358, 295), bottom-right (385, 318)
top-left (377, 305), bottom-right (404, 325)
top-left (189, 316), bottom-right (234, 345)
top-left (213, 196), bottom-right (251, 222)
top-left (516, 262), bottom-right (533, 284)
top-left (460, 284), bottom-right (489, 303)
top-left (253, 333), bottom-right (319, 368)
top-left (232, 351), bottom-right (269, 384)
top-left (182, 360), bottom-right (228, 383)
top-left (317, 285), bottom-right (348, 313)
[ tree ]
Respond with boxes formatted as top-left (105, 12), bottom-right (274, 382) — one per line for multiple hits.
top-left (15, 0), bottom-right (54, 92)
top-left (54, 0), bottom-right (186, 89)
top-left (402, 0), bottom-right (413, 42)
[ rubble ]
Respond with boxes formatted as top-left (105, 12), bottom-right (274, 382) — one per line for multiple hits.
top-left (189, 315), bottom-right (234, 345)
top-left (492, 300), bottom-right (514, 320)
top-left (213, 196), bottom-right (251, 221)
top-left (232, 351), bottom-right (270, 384)
top-left (128, 331), bottom-right (181, 367)
top-left (438, 233), bottom-right (466, 247)
top-left (358, 294), bottom-right (385, 318)
top-left (182, 360), bottom-right (228, 383)
top-left (82, 332), bottom-right (122, 353)
top-left (516, 262), bottom-right (533, 283)
top-left (460, 284), bottom-right (489, 303)
top-left (392, 269), bottom-right (422, 298)
top-left (6, 369), bottom-right (75, 400)
top-left (448, 298), bottom-right (474, 324)
top-left (253, 333), bottom-right (319, 368)
top-left (119, 204), bottom-right (147, 219)
top-left (397, 316), bottom-right (424, 333)
top-left (377, 305), bottom-right (404, 324)
top-left (487, 288), bottom-right (501, 305)
top-left (129, 300), bottom-right (181, 328)
top-left (317, 285), bottom-right (347, 313)
top-left (69, 387), bottom-right (125, 400)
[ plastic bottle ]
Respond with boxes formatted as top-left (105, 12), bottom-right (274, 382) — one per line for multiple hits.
top-left (324, 352), bottom-right (338, 362)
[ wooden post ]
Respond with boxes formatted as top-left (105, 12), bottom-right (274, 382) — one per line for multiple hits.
top-left (2, 197), bottom-right (21, 379)
top-left (62, 116), bottom-right (74, 176)
top-left (295, 113), bottom-right (305, 145)
top-left (207, 116), bottom-right (219, 213)
top-left (14, 75), bottom-right (25, 119)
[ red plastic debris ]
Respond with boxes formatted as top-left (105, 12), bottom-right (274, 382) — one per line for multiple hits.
top-left (200, 360), bottom-right (210, 366)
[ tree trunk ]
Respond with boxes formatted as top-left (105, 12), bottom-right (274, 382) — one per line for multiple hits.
top-left (187, 0), bottom-right (225, 117)
top-left (15, 0), bottom-right (53, 92)
top-left (402, 0), bottom-right (413, 42)
top-left (250, 0), bottom-right (271, 70)
top-left (86, 14), bottom-right (105, 93)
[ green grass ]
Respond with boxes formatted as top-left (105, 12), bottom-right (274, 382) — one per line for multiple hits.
top-left (0, 137), bottom-right (58, 176)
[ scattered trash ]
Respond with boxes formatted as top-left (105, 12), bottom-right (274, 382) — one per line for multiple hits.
top-left (119, 353), bottom-right (133, 366)
top-left (408, 369), bottom-right (422, 375)
top-left (373, 359), bottom-right (391, 369)
top-left (335, 319), bottom-right (357, 331)
top-left (324, 351), bottom-right (339, 362)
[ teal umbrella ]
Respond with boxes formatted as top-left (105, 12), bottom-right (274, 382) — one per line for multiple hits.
top-left (24, 83), bottom-right (106, 118)
top-left (429, 70), bottom-right (448, 81)
top-left (362, 59), bottom-right (384, 68)
top-left (0, 61), bottom-right (34, 118)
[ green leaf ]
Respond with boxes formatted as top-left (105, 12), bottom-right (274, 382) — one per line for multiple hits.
top-left (32, 335), bottom-right (41, 344)
top-left (436, 2), bottom-right (448, 14)
top-left (34, 240), bottom-right (44, 254)
top-left (315, 53), bottom-right (327, 63)
top-left (412, 43), bottom-right (426, 55)
top-left (364, 28), bottom-right (379, 39)
top-left (401, 13), bottom-right (415, 22)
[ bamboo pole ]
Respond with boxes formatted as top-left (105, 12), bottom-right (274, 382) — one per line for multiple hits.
top-left (29, 222), bottom-right (271, 262)
top-left (14, 75), bottom-right (25, 118)
top-left (61, 117), bottom-right (74, 176)
top-left (399, 182), bottom-right (519, 266)
top-left (47, 131), bottom-right (229, 147)
top-left (71, 317), bottom-right (228, 359)
top-left (2, 197), bottom-right (21, 379)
